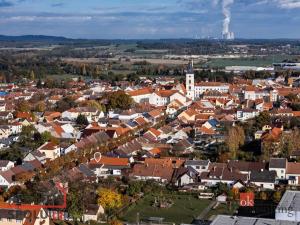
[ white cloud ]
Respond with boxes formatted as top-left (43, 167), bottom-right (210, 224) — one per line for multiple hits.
top-left (275, 0), bottom-right (300, 9)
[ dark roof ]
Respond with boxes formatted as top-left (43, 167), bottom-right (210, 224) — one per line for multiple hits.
top-left (78, 164), bottom-right (95, 177)
top-left (269, 158), bottom-right (286, 169)
top-left (250, 171), bottom-right (276, 183)
top-left (84, 204), bottom-right (100, 215)
top-left (227, 160), bottom-right (266, 172)
top-left (0, 160), bottom-right (11, 167)
top-left (0, 209), bottom-right (27, 220)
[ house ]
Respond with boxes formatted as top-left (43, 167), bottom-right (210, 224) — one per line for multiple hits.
top-left (0, 112), bottom-right (13, 121)
top-left (83, 204), bottom-right (104, 222)
top-left (0, 208), bottom-right (50, 225)
top-left (130, 163), bottom-right (175, 183)
top-left (0, 160), bottom-right (14, 171)
top-left (43, 111), bottom-right (61, 122)
top-left (23, 151), bottom-right (47, 164)
top-left (269, 158), bottom-right (287, 180)
top-left (184, 160), bottom-right (210, 174)
top-left (37, 142), bottom-right (61, 161)
top-left (178, 108), bottom-right (198, 123)
top-left (200, 163), bottom-right (248, 186)
top-left (236, 109), bottom-right (259, 121)
top-left (130, 158), bottom-right (185, 183)
top-left (166, 99), bottom-right (185, 116)
top-left (172, 139), bottom-right (194, 154)
top-left (172, 167), bottom-right (198, 187)
top-left (143, 108), bottom-right (164, 124)
top-left (0, 126), bottom-right (11, 139)
top-left (127, 87), bottom-right (153, 103)
top-left (249, 170), bottom-right (276, 189)
top-left (89, 156), bottom-right (130, 178)
top-left (286, 162), bottom-right (300, 186)
top-left (118, 109), bottom-right (139, 121)
top-left (227, 160), bottom-right (266, 174)
top-left (62, 107), bottom-right (103, 122)
top-left (149, 90), bottom-right (185, 106)
top-left (0, 170), bottom-right (14, 188)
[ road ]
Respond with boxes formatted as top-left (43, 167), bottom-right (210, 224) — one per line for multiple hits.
top-left (197, 200), bottom-right (217, 220)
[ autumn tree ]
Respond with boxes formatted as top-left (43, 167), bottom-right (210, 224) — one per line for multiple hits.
top-left (15, 100), bottom-right (31, 112)
top-left (273, 191), bottom-right (282, 203)
top-left (35, 101), bottom-right (46, 112)
top-left (260, 191), bottom-right (268, 200)
top-left (226, 125), bottom-right (245, 159)
top-left (105, 91), bottom-right (133, 110)
top-left (97, 188), bottom-right (122, 219)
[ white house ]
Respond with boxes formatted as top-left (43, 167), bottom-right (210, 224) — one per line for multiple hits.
top-left (269, 158), bottom-right (287, 180)
top-left (236, 109), bottom-right (259, 121)
top-left (185, 160), bottom-right (210, 174)
top-left (0, 160), bottom-right (14, 171)
top-left (37, 142), bottom-right (61, 161)
top-left (0, 170), bottom-right (14, 188)
top-left (249, 171), bottom-right (276, 190)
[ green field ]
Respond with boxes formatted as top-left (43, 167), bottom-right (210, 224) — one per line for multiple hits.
top-left (205, 202), bottom-right (238, 220)
top-left (120, 194), bottom-right (212, 224)
top-left (204, 55), bottom-right (299, 67)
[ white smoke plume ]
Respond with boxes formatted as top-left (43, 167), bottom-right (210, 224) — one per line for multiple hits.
top-left (213, 0), bottom-right (235, 39)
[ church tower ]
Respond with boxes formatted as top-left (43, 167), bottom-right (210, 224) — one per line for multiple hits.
top-left (186, 61), bottom-right (195, 100)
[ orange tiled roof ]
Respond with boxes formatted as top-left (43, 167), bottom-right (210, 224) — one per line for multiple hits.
top-left (148, 128), bottom-right (161, 137)
top-left (287, 162), bottom-right (300, 174)
top-left (149, 148), bottom-right (162, 155)
top-left (155, 89), bottom-right (177, 97)
top-left (40, 142), bottom-right (58, 150)
top-left (128, 87), bottom-right (152, 96)
top-left (90, 156), bottom-right (129, 166)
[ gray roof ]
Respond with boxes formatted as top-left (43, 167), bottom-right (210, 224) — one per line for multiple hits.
top-left (185, 160), bottom-right (209, 167)
top-left (276, 190), bottom-right (300, 212)
top-left (211, 215), bottom-right (299, 225)
top-left (270, 158), bottom-right (286, 169)
top-left (0, 160), bottom-right (11, 167)
top-left (250, 170), bottom-right (276, 183)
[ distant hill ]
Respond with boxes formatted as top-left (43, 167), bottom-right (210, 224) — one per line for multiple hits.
top-left (0, 35), bottom-right (72, 42)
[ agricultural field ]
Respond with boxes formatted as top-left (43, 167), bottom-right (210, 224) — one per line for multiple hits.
top-left (204, 55), bottom-right (299, 67)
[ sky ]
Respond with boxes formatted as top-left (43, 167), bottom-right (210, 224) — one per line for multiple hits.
top-left (0, 0), bottom-right (299, 39)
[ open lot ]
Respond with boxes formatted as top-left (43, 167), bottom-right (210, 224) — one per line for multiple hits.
top-left (120, 194), bottom-right (212, 224)
top-left (205, 55), bottom-right (298, 67)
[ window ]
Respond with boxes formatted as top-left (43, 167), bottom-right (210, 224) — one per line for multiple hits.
top-left (196, 166), bottom-right (200, 169)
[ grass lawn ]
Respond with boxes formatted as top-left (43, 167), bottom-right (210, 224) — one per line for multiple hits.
top-left (120, 194), bottom-right (212, 224)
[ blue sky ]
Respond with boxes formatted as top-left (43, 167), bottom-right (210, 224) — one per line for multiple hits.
top-left (0, 0), bottom-right (299, 39)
